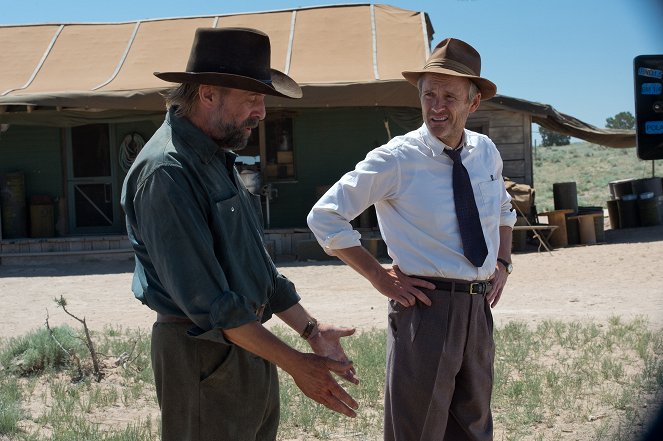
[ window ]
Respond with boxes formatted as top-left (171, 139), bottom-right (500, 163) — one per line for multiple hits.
top-left (264, 116), bottom-right (295, 181)
top-left (236, 113), bottom-right (296, 183)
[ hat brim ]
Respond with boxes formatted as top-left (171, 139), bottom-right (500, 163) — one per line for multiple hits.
top-left (154, 68), bottom-right (302, 99)
top-left (402, 68), bottom-right (496, 100)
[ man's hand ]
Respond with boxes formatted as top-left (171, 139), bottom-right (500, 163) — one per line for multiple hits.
top-left (223, 320), bottom-right (358, 418)
top-left (328, 247), bottom-right (434, 308)
top-left (372, 265), bottom-right (435, 307)
top-left (487, 264), bottom-right (508, 308)
top-left (307, 323), bottom-right (359, 384)
top-left (287, 353), bottom-right (359, 418)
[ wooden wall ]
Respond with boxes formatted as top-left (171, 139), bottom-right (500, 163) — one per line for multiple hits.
top-left (471, 104), bottom-right (533, 186)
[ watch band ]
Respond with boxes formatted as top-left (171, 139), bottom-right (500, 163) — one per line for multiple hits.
top-left (497, 258), bottom-right (512, 273)
top-left (300, 317), bottom-right (318, 340)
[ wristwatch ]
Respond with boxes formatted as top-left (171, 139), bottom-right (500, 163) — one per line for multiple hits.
top-left (497, 258), bottom-right (513, 274)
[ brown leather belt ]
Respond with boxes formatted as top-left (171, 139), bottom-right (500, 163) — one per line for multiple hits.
top-left (420, 277), bottom-right (493, 295)
top-left (156, 313), bottom-right (193, 324)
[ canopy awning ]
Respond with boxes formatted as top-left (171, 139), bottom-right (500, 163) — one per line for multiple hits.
top-left (0, 4), bottom-right (432, 103)
top-left (490, 96), bottom-right (636, 148)
top-left (0, 3), bottom-right (634, 148)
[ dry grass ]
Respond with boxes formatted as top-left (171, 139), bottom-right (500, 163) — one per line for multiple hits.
top-left (1, 318), bottom-right (662, 441)
top-left (532, 142), bottom-right (662, 213)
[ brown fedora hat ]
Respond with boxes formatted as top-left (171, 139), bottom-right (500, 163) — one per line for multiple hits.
top-left (402, 38), bottom-right (496, 100)
top-left (154, 27), bottom-right (302, 99)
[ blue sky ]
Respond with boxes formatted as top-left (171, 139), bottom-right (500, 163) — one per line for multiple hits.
top-left (2, 0), bottom-right (662, 140)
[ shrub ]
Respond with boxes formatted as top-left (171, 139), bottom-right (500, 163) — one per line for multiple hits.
top-left (0, 325), bottom-right (86, 376)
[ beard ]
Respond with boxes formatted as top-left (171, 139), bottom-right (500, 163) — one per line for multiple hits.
top-left (215, 117), bottom-right (260, 151)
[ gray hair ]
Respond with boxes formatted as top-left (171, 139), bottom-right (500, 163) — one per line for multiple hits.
top-left (417, 74), bottom-right (480, 102)
top-left (163, 83), bottom-right (200, 117)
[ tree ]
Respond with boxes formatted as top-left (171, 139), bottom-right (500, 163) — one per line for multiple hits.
top-left (538, 126), bottom-right (571, 146)
top-left (605, 111), bottom-right (635, 130)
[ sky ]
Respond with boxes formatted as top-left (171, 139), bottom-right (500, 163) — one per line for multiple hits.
top-left (1, 0), bottom-right (662, 142)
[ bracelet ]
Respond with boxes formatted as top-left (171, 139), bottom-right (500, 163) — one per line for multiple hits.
top-left (300, 318), bottom-right (318, 340)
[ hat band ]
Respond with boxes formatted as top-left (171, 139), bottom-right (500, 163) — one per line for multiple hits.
top-left (423, 59), bottom-right (477, 76)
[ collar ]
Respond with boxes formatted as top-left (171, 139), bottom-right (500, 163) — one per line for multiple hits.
top-left (420, 124), bottom-right (472, 157)
top-left (166, 106), bottom-right (223, 164)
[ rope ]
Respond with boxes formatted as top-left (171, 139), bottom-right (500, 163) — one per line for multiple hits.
top-left (119, 132), bottom-right (145, 173)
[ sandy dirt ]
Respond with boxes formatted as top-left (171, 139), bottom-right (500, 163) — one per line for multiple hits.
top-left (0, 224), bottom-right (662, 441)
top-left (1, 225), bottom-right (662, 338)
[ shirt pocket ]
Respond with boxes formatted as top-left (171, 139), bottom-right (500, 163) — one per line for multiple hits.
top-left (214, 194), bottom-right (244, 234)
top-left (477, 179), bottom-right (502, 220)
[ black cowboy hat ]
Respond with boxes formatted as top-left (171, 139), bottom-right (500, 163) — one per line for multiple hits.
top-left (402, 38), bottom-right (496, 100)
top-left (154, 27), bottom-right (302, 99)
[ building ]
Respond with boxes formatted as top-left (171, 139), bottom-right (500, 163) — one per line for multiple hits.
top-left (0, 4), bottom-right (634, 263)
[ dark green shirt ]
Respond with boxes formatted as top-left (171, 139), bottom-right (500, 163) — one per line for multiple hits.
top-left (121, 108), bottom-right (300, 342)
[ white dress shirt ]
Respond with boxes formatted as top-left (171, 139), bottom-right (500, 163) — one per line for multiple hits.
top-left (307, 123), bottom-right (517, 281)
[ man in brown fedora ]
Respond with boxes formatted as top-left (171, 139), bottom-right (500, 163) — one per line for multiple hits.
top-left (307, 37), bottom-right (516, 440)
top-left (121, 27), bottom-right (358, 441)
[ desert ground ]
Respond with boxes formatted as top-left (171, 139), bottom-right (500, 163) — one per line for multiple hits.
top-left (1, 224), bottom-right (662, 339)
top-left (0, 223), bottom-right (662, 441)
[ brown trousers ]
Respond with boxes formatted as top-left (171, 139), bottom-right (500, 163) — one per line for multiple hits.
top-left (151, 322), bottom-right (280, 441)
top-left (384, 288), bottom-right (495, 441)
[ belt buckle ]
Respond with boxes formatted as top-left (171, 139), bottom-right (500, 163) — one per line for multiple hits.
top-left (469, 282), bottom-right (489, 295)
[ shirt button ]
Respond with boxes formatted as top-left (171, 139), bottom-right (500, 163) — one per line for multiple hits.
top-left (231, 206), bottom-right (235, 212)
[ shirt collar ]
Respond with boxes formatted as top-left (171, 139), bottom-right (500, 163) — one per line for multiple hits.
top-left (420, 124), bottom-right (471, 157)
top-left (166, 106), bottom-right (223, 164)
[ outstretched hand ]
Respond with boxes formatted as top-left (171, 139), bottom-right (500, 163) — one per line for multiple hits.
top-left (372, 265), bottom-right (435, 307)
top-left (307, 323), bottom-right (359, 384)
top-left (288, 353), bottom-right (359, 418)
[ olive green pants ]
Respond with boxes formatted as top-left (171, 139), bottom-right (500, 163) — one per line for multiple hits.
top-left (151, 322), bottom-right (280, 441)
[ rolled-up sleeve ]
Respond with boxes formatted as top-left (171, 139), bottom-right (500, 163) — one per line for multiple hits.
top-left (492, 146), bottom-right (517, 228)
top-left (500, 184), bottom-right (517, 228)
top-left (269, 273), bottom-right (300, 313)
top-left (307, 147), bottom-right (399, 251)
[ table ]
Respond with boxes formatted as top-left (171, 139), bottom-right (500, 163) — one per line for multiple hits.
top-left (538, 209), bottom-right (574, 248)
top-left (512, 225), bottom-right (558, 252)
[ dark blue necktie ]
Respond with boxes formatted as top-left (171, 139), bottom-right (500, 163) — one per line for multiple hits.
top-left (444, 148), bottom-right (488, 267)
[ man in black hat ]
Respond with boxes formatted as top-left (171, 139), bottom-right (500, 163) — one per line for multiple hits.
top-left (121, 27), bottom-right (358, 441)
top-left (307, 38), bottom-right (516, 440)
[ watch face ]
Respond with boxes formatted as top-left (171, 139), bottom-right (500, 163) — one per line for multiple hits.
top-left (498, 258), bottom-right (512, 273)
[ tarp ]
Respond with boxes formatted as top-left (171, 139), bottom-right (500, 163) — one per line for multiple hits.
top-left (0, 3), bottom-right (635, 147)
top-left (0, 4), bottom-right (432, 102)
top-left (490, 96), bottom-right (635, 148)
